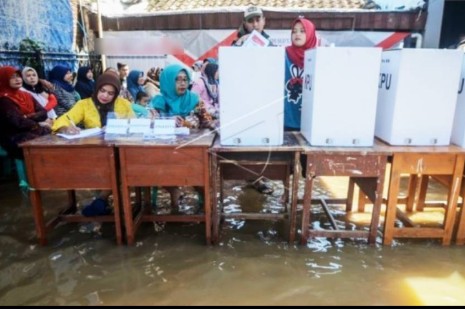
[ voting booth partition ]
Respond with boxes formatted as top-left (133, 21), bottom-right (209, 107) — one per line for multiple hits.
top-left (375, 49), bottom-right (463, 146)
top-left (451, 55), bottom-right (465, 148)
top-left (300, 47), bottom-right (382, 147)
top-left (218, 47), bottom-right (285, 146)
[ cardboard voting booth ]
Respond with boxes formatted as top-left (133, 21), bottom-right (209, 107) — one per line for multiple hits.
top-left (219, 47), bottom-right (285, 146)
top-left (451, 54), bottom-right (465, 148)
top-left (375, 49), bottom-right (463, 146)
top-left (301, 47), bottom-right (382, 146)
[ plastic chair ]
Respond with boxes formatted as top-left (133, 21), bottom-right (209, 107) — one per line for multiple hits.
top-left (15, 159), bottom-right (29, 190)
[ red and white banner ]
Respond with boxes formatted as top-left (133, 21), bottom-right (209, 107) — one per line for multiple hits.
top-left (103, 29), bottom-right (411, 72)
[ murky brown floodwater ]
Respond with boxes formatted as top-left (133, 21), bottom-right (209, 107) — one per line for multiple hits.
top-left (1, 172), bottom-right (465, 305)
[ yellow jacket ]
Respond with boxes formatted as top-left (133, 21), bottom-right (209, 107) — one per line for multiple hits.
top-left (52, 97), bottom-right (135, 132)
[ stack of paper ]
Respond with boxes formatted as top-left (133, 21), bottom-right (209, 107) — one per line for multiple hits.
top-left (56, 127), bottom-right (103, 140)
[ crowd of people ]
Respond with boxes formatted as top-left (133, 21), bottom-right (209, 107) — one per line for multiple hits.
top-left (0, 6), bottom-right (319, 214)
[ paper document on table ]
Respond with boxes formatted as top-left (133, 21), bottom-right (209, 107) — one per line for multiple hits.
top-left (129, 118), bottom-right (152, 134)
top-left (105, 119), bottom-right (129, 134)
top-left (56, 128), bottom-right (103, 139)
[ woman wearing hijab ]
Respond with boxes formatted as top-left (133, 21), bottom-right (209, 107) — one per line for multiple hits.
top-left (284, 17), bottom-right (318, 184)
top-left (0, 66), bottom-right (51, 160)
top-left (74, 66), bottom-right (95, 100)
top-left (150, 64), bottom-right (215, 209)
top-left (21, 66), bottom-right (58, 119)
top-left (52, 72), bottom-right (134, 217)
top-left (191, 63), bottom-right (219, 119)
top-left (49, 64), bottom-right (80, 117)
top-left (284, 17), bottom-right (318, 131)
top-left (151, 63), bottom-right (215, 129)
top-left (52, 72), bottom-right (134, 134)
top-left (127, 70), bottom-right (146, 102)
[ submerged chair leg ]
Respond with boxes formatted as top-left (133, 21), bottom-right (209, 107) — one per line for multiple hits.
top-left (151, 187), bottom-right (158, 209)
top-left (15, 159), bottom-right (29, 191)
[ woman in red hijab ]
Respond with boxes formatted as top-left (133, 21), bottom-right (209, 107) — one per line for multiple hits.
top-left (0, 66), bottom-right (51, 159)
top-left (284, 17), bottom-right (318, 131)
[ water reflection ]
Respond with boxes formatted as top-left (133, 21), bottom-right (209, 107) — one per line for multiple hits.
top-left (1, 176), bottom-right (465, 305)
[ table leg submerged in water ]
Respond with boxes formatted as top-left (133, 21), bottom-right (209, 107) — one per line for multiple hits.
top-left (22, 141), bottom-right (122, 245)
top-left (300, 152), bottom-right (388, 245)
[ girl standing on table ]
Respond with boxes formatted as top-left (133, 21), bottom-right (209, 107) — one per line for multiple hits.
top-left (284, 17), bottom-right (318, 131)
top-left (284, 17), bottom-right (318, 180)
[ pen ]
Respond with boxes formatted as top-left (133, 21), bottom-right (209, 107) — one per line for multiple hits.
top-left (66, 115), bottom-right (77, 128)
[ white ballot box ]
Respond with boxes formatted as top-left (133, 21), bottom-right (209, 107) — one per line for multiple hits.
top-left (450, 54), bottom-right (465, 147)
top-left (219, 47), bottom-right (285, 146)
top-left (301, 47), bottom-right (382, 146)
top-left (375, 48), bottom-right (463, 146)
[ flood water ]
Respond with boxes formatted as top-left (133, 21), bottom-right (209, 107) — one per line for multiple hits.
top-left (1, 172), bottom-right (465, 305)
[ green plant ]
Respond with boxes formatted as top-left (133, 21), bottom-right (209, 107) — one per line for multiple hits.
top-left (19, 38), bottom-right (46, 78)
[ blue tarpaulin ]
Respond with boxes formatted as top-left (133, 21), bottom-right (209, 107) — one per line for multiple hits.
top-left (0, 0), bottom-right (78, 74)
top-left (0, 0), bottom-right (73, 51)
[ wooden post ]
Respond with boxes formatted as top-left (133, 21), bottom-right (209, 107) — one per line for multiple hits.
top-left (96, 0), bottom-right (106, 71)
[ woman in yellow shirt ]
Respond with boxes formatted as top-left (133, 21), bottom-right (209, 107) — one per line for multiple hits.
top-left (53, 72), bottom-right (134, 134)
top-left (52, 72), bottom-right (134, 217)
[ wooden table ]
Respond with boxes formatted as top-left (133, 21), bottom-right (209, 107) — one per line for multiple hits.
top-left (381, 142), bottom-right (465, 245)
top-left (210, 132), bottom-right (306, 244)
top-left (425, 173), bottom-right (465, 245)
top-left (21, 135), bottom-right (122, 245)
top-left (116, 129), bottom-right (215, 246)
top-left (300, 141), bottom-right (389, 245)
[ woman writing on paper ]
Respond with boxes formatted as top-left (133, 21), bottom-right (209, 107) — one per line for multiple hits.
top-left (52, 72), bottom-right (134, 218)
top-left (52, 72), bottom-right (134, 134)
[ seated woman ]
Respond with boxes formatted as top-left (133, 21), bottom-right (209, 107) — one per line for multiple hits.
top-left (21, 66), bottom-right (58, 120)
top-left (191, 62), bottom-right (220, 123)
top-left (150, 63), bottom-right (215, 209)
top-left (52, 72), bottom-right (134, 133)
top-left (49, 64), bottom-right (80, 117)
top-left (0, 66), bottom-right (51, 160)
top-left (127, 70), bottom-right (146, 103)
top-left (52, 72), bottom-right (135, 216)
top-left (74, 66), bottom-right (95, 100)
top-left (151, 63), bottom-right (215, 129)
